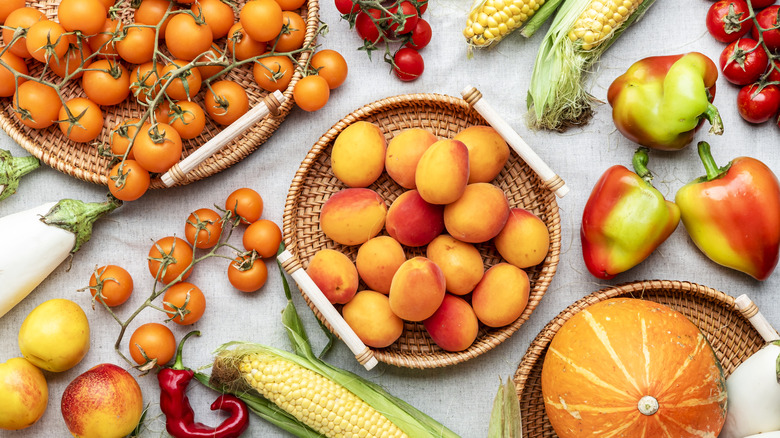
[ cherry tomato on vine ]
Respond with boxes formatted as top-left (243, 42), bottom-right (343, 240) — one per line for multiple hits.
top-left (89, 265), bottom-right (134, 307)
top-left (116, 25), bottom-right (156, 64)
top-left (204, 80), bottom-right (249, 125)
top-left (130, 62), bottom-right (162, 104)
top-left (389, 1), bottom-right (418, 35)
top-left (163, 282), bottom-right (206, 325)
top-left (228, 254), bottom-right (268, 292)
top-left (355, 9), bottom-right (384, 43)
top-left (752, 6), bottom-right (780, 52)
top-left (87, 18), bottom-right (122, 58)
top-left (148, 236), bottom-right (194, 284)
top-left (185, 208), bottom-right (223, 248)
top-left (13, 81), bottom-right (62, 130)
top-left (50, 35), bottom-right (93, 79)
top-left (310, 49), bottom-right (348, 89)
top-left (95, 0), bottom-right (116, 10)
top-left (133, 123), bottom-right (183, 173)
top-left (108, 159), bottom-right (150, 201)
top-left (0, 0), bottom-right (25, 24)
top-left (58, 98), bottom-right (104, 143)
top-left (719, 38), bottom-right (768, 85)
top-left (393, 47), bottom-right (424, 81)
top-left (128, 323), bottom-right (176, 366)
top-left (768, 59), bottom-right (780, 83)
top-left (192, 0), bottom-right (235, 39)
top-left (275, 0), bottom-right (306, 10)
top-left (168, 101), bottom-right (207, 140)
top-left (162, 59), bottom-right (202, 101)
top-left (293, 75), bottom-right (330, 112)
top-left (198, 46), bottom-right (226, 79)
top-left (416, 0), bottom-right (428, 15)
top-left (706, 0), bottom-right (752, 43)
top-left (26, 20), bottom-right (69, 63)
top-left (58, 0), bottom-right (107, 36)
top-left (110, 118), bottom-right (140, 159)
top-left (82, 59), bottom-right (131, 106)
top-left (2, 7), bottom-right (45, 58)
top-left (165, 12), bottom-right (214, 60)
top-left (0, 51), bottom-right (27, 97)
top-left (274, 11), bottom-right (306, 52)
top-left (751, 0), bottom-right (776, 8)
top-left (334, 0), bottom-right (358, 15)
top-left (225, 187), bottom-right (263, 223)
top-left (226, 23), bottom-right (267, 60)
top-left (240, 0), bottom-right (283, 42)
top-left (242, 219), bottom-right (283, 258)
top-left (737, 83), bottom-right (780, 124)
top-left (406, 18), bottom-right (432, 49)
top-left (135, 0), bottom-right (175, 36)
top-left (252, 55), bottom-right (294, 92)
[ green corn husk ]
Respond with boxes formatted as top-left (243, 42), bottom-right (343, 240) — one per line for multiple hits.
top-left (526, 0), bottom-right (656, 131)
top-left (487, 377), bottom-right (523, 438)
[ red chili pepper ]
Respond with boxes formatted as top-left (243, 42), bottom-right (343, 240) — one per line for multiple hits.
top-left (158, 331), bottom-right (250, 438)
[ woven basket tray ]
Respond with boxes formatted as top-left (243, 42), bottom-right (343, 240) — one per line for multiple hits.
top-left (0, 0), bottom-right (319, 188)
top-left (513, 280), bottom-right (766, 437)
top-left (281, 93), bottom-right (562, 368)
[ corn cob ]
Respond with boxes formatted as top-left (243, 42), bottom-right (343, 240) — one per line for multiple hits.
top-left (526, 0), bottom-right (655, 131)
top-left (464, 0), bottom-right (565, 48)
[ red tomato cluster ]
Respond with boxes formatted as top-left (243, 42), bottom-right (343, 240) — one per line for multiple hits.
top-left (336, 0), bottom-right (431, 81)
top-left (706, 0), bottom-right (780, 125)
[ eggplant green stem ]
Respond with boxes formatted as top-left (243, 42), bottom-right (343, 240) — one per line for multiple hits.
top-left (41, 195), bottom-right (122, 252)
top-left (172, 330), bottom-right (201, 371)
top-left (697, 141), bottom-right (730, 182)
top-left (632, 147), bottom-right (653, 184)
top-left (0, 150), bottom-right (40, 201)
top-left (702, 103), bottom-right (724, 135)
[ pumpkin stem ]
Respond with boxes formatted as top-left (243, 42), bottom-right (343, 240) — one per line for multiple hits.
top-left (637, 396), bottom-right (659, 416)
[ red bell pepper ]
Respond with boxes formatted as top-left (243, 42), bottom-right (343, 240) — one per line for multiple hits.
top-left (675, 141), bottom-right (780, 280)
top-left (581, 148), bottom-right (680, 279)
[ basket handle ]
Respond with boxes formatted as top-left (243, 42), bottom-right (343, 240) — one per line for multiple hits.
top-left (161, 90), bottom-right (286, 187)
top-left (735, 294), bottom-right (780, 342)
top-left (461, 86), bottom-right (569, 198)
top-left (277, 249), bottom-right (379, 371)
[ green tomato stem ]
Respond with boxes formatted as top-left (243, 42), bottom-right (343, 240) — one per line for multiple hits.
top-left (632, 147), bottom-right (654, 184)
top-left (0, 150), bottom-right (40, 202)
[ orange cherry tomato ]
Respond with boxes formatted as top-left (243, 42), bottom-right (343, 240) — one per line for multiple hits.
top-left (148, 236), bottom-right (194, 284)
top-left (226, 23), bottom-right (266, 61)
top-left (163, 282), bottom-right (206, 325)
top-left (184, 207), bottom-right (223, 248)
top-left (0, 0), bottom-right (25, 25)
top-left (2, 7), bottom-right (45, 58)
top-left (272, 11), bottom-right (306, 52)
top-left (161, 60), bottom-right (202, 101)
top-left (228, 254), bottom-right (268, 292)
top-left (87, 17), bottom-right (122, 58)
top-left (204, 80), bottom-right (249, 125)
top-left (274, 0), bottom-right (306, 11)
top-left (310, 49), bottom-right (348, 89)
top-left (116, 24), bottom-right (156, 64)
top-left (130, 62), bottom-right (162, 104)
top-left (225, 187), bottom-right (263, 224)
top-left (0, 51), bottom-right (27, 97)
top-left (58, 0), bottom-right (108, 36)
top-left (26, 20), bottom-right (69, 63)
top-left (109, 118), bottom-right (141, 159)
top-left (133, 123), bottom-right (183, 173)
top-left (192, 0), bottom-right (235, 39)
top-left (197, 45), bottom-right (226, 80)
top-left (81, 59), bottom-right (131, 106)
top-left (168, 101), bottom-right (206, 140)
top-left (58, 98), bottom-right (104, 143)
top-left (242, 219), bottom-right (283, 258)
top-left (89, 265), bottom-right (134, 307)
top-left (95, 0), bottom-right (116, 10)
top-left (128, 322), bottom-right (176, 365)
top-left (165, 12), bottom-right (214, 61)
top-left (135, 0), bottom-right (176, 37)
top-left (108, 159), bottom-right (150, 201)
top-left (240, 0), bottom-right (283, 43)
top-left (49, 35), bottom-right (93, 79)
top-left (175, 0), bottom-right (196, 4)
top-left (13, 81), bottom-right (62, 129)
top-left (293, 75), bottom-right (329, 112)
top-left (252, 55), bottom-right (294, 92)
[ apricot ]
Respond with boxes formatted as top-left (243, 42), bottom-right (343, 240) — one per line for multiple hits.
top-left (306, 249), bottom-right (359, 304)
top-left (495, 208), bottom-right (550, 268)
top-left (423, 294), bottom-right (479, 352)
top-left (472, 263), bottom-right (530, 327)
top-left (320, 188), bottom-right (387, 246)
top-left (385, 189), bottom-right (445, 247)
top-left (415, 139), bottom-right (470, 205)
top-left (331, 121), bottom-right (386, 187)
top-left (389, 257), bottom-right (446, 321)
top-left (355, 236), bottom-right (406, 294)
top-left (385, 128), bottom-right (437, 189)
top-left (342, 290), bottom-right (404, 348)
top-left (453, 125), bottom-right (510, 183)
top-left (443, 183), bottom-right (510, 243)
top-left (426, 234), bottom-right (484, 295)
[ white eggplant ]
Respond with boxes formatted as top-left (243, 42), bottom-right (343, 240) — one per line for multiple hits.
top-left (0, 149), bottom-right (39, 201)
top-left (0, 197), bottom-right (120, 318)
top-left (720, 342), bottom-right (780, 438)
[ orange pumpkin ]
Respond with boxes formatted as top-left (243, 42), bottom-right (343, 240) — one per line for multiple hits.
top-left (541, 298), bottom-right (727, 437)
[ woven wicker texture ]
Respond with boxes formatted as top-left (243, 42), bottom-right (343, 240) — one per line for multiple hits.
top-left (0, 0), bottom-right (319, 188)
top-left (282, 93), bottom-right (562, 368)
top-left (513, 280), bottom-right (766, 438)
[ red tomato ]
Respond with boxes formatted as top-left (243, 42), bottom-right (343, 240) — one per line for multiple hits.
top-left (389, 1), bottom-right (418, 35)
top-left (58, 0), bottom-right (107, 36)
top-left (204, 80), bottom-right (249, 125)
top-left (768, 59), bottom-right (780, 82)
top-left (719, 38), bottom-right (769, 85)
top-left (89, 265), bottom-right (134, 307)
top-left (406, 18), bottom-right (432, 49)
top-left (393, 47), bottom-right (424, 81)
top-left (293, 75), bottom-right (330, 112)
top-left (334, 0), bottom-right (358, 14)
top-left (416, 0), bottom-right (428, 15)
top-left (133, 123), bottom-right (183, 173)
top-left (128, 323), bottom-right (176, 365)
top-left (752, 0), bottom-right (776, 8)
top-left (58, 98), bottom-right (104, 143)
top-left (240, 0), bottom-right (283, 42)
top-left (242, 219), bottom-right (283, 258)
top-left (148, 236), bottom-right (194, 284)
top-left (355, 9), bottom-right (384, 43)
top-left (706, 0), bottom-right (752, 43)
top-left (185, 208), bottom-right (223, 248)
top-left (0, 51), bottom-right (27, 97)
top-left (13, 81), bottom-right (62, 129)
top-left (310, 49), bottom-right (348, 89)
top-left (163, 282), bottom-right (206, 325)
top-left (82, 59), bottom-right (131, 106)
top-left (108, 159), bottom-right (150, 201)
top-left (752, 6), bottom-right (780, 51)
top-left (737, 83), bottom-right (780, 123)
top-left (228, 254), bottom-right (268, 292)
top-left (225, 187), bottom-right (263, 223)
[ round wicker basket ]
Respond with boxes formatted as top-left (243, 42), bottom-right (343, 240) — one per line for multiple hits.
top-left (0, 0), bottom-right (319, 188)
top-left (513, 280), bottom-right (766, 437)
top-left (282, 93), bottom-right (562, 369)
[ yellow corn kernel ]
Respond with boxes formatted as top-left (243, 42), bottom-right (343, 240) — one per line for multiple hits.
top-left (240, 354), bottom-right (407, 438)
top-left (465, 0), bottom-right (544, 47)
top-left (569, 0), bottom-right (644, 50)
